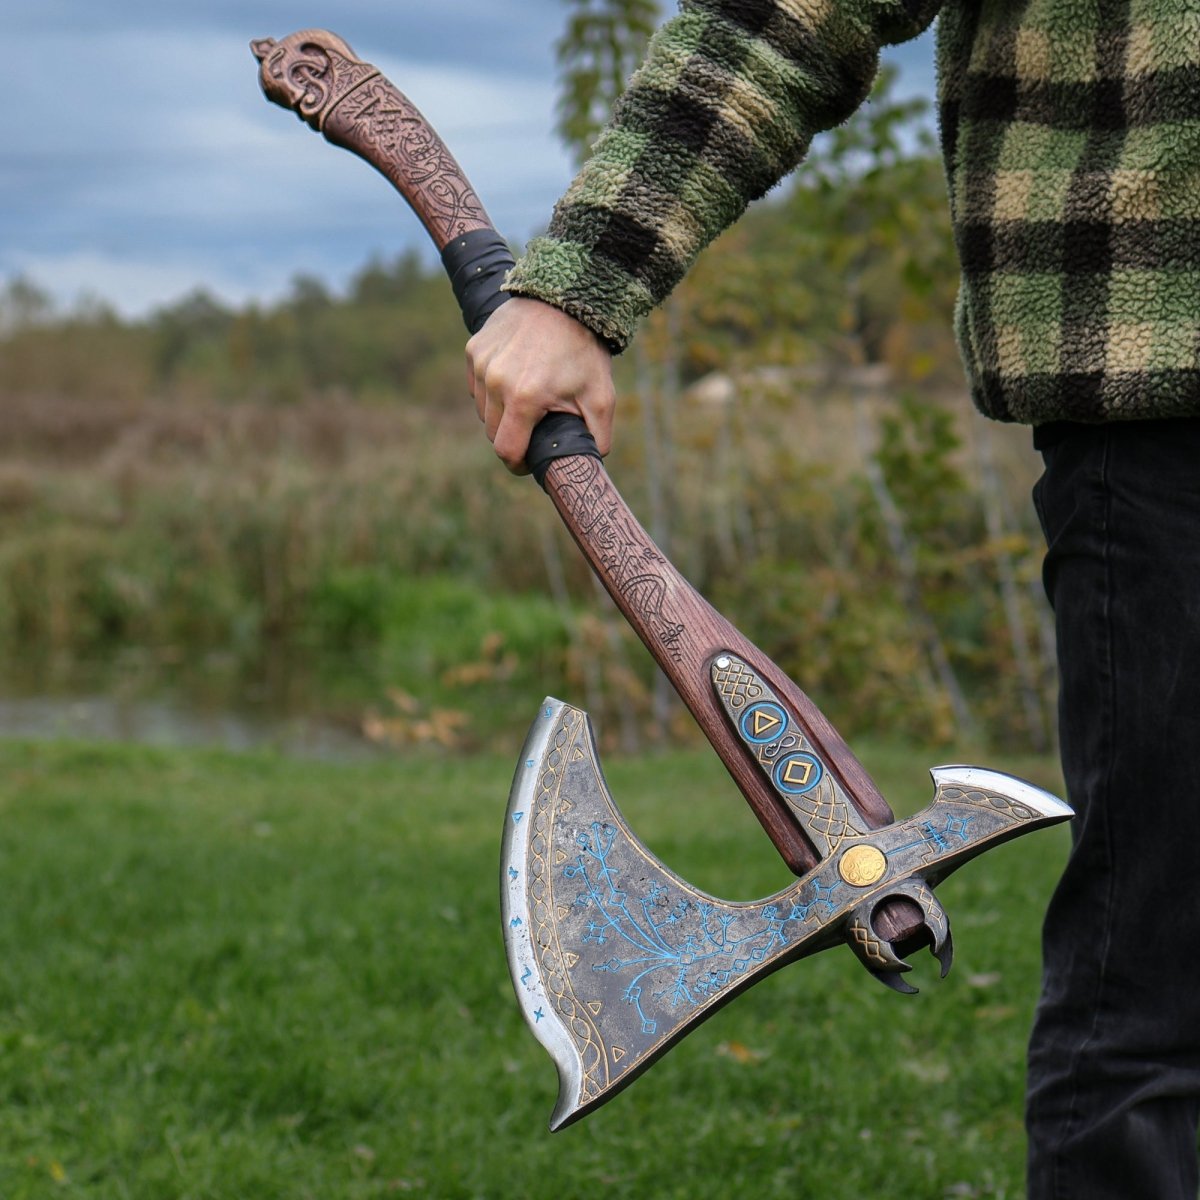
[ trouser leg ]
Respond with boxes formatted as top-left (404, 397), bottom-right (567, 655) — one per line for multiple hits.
top-left (1026, 420), bottom-right (1200, 1200)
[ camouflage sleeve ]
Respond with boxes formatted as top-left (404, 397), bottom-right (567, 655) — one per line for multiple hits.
top-left (503, 0), bottom-right (943, 351)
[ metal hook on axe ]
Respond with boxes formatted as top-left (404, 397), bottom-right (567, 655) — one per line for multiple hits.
top-left (252, 30), bottom-right (1072, 1132)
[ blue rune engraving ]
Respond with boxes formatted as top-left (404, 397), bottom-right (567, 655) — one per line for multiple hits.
top-left (520, 966), bottom-right (533, 987)
top-left (533, 1007), bottom-right (545, 1023)
top-left (510, 917), bottom-right (523, 929)
top-left (787, 877), bottom-right (841, 923)
top-left (560, 820), bottom-right (844, 1037)
top-left (512, 811), bottom-right (524, 825)
top-left (508, 866), bottom-right (519, 881)
top-left (526, 759), bottom-right (535, 768)
top-left (894, 813), bottom-right (975, 858)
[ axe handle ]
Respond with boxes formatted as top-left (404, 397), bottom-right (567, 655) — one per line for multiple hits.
top-left (252, 32), bottom-right (924, 943)
top-left (538, 452), bottom-right (897, 856)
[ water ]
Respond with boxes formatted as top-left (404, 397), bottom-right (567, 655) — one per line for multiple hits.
top-left (0, 650), bottom-right (387, 760)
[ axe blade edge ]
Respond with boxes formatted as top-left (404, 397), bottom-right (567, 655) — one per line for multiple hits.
top-left (501, 697), bottom-right (586, 1129)
top-left (929, 764), bottom-right (1073, 822)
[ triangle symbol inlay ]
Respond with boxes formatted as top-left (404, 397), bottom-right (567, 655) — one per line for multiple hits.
top-left (753, 709), bottom-right (782, 738)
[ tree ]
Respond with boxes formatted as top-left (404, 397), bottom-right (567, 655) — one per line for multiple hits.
top-left (0, 276), bottom-right (53, 334)
top-left (783, 67), bottom-right (959, 377)
top-left (555, 0), bottom-right (660, 162)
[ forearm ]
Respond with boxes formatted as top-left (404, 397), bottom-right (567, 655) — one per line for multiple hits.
top-left (505, 0), bottom-right (942, 351)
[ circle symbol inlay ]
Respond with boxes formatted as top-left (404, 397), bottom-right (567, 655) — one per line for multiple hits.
top-left (839, 845), bottom-right (888, 887)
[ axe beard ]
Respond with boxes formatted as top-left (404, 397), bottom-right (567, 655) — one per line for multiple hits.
top-left (503, 697), bottom-right (1070, 1131)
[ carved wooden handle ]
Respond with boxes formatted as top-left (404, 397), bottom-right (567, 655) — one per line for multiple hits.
top-left (252, 31), bottom-right (492, 250)
top-left (540, 456), bottom-right (901, 865)
top-left (253, 32), bottom-right (925, 943)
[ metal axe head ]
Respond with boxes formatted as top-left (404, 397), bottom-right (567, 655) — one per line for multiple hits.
top-left (502, 698), bottom-right (1070, 1131)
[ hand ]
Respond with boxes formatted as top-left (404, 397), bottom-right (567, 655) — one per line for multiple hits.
top-left (466, 297), bottom-right (616, 474)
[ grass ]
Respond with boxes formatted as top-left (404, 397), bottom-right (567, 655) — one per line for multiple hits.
top-left (0, 736), bottom-right (1067, 1198)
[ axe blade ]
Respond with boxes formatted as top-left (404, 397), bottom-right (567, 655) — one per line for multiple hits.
top-left (502, 699), bottom-right (1070, 1131)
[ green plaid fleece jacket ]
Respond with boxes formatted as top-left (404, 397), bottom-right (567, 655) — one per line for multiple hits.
top-left (505, 0), bottom-right (1200, 426)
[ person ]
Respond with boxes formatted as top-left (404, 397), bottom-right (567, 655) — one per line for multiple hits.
top-left (466, 2), bottom-right (1200, 1195)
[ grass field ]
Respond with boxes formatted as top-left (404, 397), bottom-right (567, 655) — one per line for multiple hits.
top-left (0, 736), bottom-right (1066, 1199)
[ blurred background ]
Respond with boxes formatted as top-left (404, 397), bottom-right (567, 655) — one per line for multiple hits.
top-left (2, 1), bottom-right (1051, 762)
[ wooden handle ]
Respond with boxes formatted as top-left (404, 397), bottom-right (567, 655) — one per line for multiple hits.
top-left (252, 31), bottom-right (491, 250)
top-left (541, 455), bottom-right (898, 862)
top-left (252, 30), bottom-right (924, 942)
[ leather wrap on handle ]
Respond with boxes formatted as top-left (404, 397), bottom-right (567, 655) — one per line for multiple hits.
top-left (440, 229), bottom-right (517, 336)
top-left (252, 31), bottom-right (929, 946)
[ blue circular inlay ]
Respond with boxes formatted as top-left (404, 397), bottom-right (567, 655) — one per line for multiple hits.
top-left (740, 702), bottom-right (789, 745)
top-left (774, 752), bottom-right (824, 795)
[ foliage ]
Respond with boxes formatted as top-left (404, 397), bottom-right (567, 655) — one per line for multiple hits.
top-left (670, 68), bottom-right (960, 386)
top-left (0, 736), bottom-right (1065, 1197)
top-left (0, 377), bottom-right (1051, 752)
top-left (0, 276), bottom-right (54, 334)
top-left (555, 0), bottom-right (661, 161)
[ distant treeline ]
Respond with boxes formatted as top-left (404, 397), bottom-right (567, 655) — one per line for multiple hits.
top-left (0, 250), bottom-right (467, 409)
top-left (1, 71), bottom-right (964, 411)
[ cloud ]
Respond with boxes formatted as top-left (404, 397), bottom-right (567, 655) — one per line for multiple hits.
top-left (4, 10), bottom-right (571, 317)
top-left (21, 0), bottom-right (566, 71)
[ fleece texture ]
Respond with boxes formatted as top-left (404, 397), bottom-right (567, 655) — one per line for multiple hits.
top-left (505, 0), bottom-right (1200, 426)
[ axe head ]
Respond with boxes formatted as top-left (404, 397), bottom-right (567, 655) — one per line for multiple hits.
top-left (502, 698), bottom-right (1070, 1131)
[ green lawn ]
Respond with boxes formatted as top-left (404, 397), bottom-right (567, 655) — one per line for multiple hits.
top-left (0, 737), bottom-right (1066, 1199)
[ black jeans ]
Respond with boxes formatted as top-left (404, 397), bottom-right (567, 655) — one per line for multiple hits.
top-left (1026, 420), bottom-right (1200, 1199)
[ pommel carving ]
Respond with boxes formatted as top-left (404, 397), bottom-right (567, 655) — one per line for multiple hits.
top-left (251, 29), bottom-right (492, 247)
top-left (251, 31), bottom-right (379, 131)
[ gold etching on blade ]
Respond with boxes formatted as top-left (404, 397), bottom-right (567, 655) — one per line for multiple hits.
top-left (751, 708), bottom-right (782, 738)
top-left (848, 917), bottom-right (890, 966)
top-left (711, 656), bottom-right (764, 710)
top-left (711, 655), bottom-right (867, 854)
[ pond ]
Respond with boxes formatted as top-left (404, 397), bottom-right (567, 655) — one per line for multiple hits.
top-left (0, 648), bottom-right (388, 760)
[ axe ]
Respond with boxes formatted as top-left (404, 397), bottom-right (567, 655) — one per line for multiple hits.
top-left (252, 30), bottom-right (1071, 1131)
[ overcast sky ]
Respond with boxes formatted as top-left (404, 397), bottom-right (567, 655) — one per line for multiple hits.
top-left (7, 2), bottom-right (935, 319)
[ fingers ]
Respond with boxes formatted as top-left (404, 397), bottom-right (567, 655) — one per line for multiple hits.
top-left (581, 385), bottom-right (616, 459)
top-left (489, 381), bottom-right (616, 473)
top-left (492, 408), bottom-right (536, 476)
top-left (466, 343), bottom-right (485, 424)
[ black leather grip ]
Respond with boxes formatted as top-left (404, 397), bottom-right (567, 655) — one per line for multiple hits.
top-left (526, 412), bottom-right (601, 488)
top-left (440, 228), bottom-right (516, 334)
